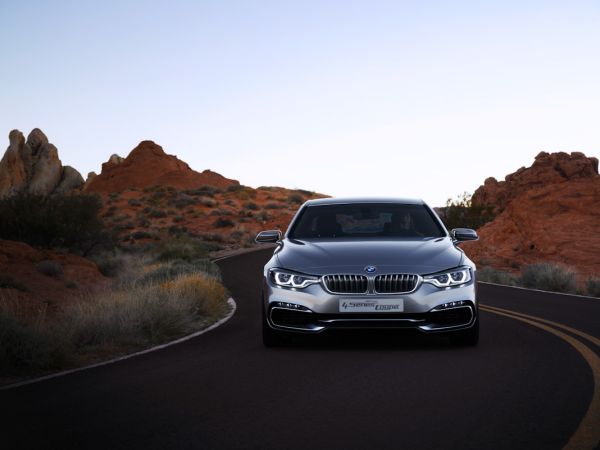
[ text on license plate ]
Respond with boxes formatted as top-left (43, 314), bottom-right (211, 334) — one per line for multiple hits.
top-left (339, 298), bottom-right (404, 312)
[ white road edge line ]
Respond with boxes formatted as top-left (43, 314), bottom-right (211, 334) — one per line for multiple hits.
top-left (0, 297), bottom-right (237, 391)
top-left (478, 281), bottom-right (600, 301)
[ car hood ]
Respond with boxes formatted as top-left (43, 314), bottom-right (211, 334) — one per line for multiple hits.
top-left (275, 237), bottom-right (463, 275)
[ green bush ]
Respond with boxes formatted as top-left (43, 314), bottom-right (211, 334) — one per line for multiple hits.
top-left (439, 192), bottom-right (495, 231)
top-left (244, 202), bottom-right (259, 211)
top-left (0, 193), bottom-right (113, 255)
top-left (520, 263), bottom-right (577, 294)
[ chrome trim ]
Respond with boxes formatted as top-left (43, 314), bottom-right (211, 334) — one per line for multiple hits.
top-left (418, 305), bottom-right (474, 331)
top-left (269, 306), bottom-right (324, 332)
top-left (320, 318), bottom-right (425, 323)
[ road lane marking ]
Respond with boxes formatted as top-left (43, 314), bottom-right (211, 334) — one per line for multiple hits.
top-left (480, 306), bottom-right (600, 450)
top-left (481, 304), bottom-right (600, 348)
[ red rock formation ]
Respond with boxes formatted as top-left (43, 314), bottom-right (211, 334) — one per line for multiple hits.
top-left (463, 151), bottom-right (600, 277)
top-left (84, 140), bottom-right (239, 193)
top-left (472, 151), bottom-right (599, 214)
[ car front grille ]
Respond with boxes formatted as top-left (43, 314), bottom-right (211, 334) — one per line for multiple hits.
top-left (323, 275), bottom-right (368, 294)
top-left (374, 274), bottom-right (419, 293)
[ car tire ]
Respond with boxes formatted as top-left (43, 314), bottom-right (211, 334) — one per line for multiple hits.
top-left (262, 303), bottom-right (286, 347)
top-left (449, 318), bottom-right (479, 346)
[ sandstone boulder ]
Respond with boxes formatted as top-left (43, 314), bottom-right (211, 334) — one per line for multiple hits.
top-left (55, 166), bottom-right (85, 193)
top-left (29, 143), bottom-right (62, 195)
top-left (0, 129), bottom-right (85, 197)
top-left (0, 130), bottom-right (29, 197)
top-left (26, 128), bottom-right (48, 155)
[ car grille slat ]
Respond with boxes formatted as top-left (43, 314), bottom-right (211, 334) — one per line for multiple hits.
top-left (374, 274), bottom-right (418, 294)
top-left (323, 275), bottom-right (368, 294)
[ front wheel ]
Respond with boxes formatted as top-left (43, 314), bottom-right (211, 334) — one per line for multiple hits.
top-left (449, 318), bottom-right (479, 346)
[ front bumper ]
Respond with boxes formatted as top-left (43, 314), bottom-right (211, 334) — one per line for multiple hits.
top-left (263, 277), bottom-right (477, 333)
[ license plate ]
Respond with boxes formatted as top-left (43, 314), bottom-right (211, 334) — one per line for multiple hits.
top-left (339, 298), bottom-right (404, 313)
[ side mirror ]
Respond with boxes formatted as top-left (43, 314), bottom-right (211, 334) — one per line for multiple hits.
top-left (451, 228), bottom-right (479, 242)
top-left (255, 230), bottom-right (282, 244)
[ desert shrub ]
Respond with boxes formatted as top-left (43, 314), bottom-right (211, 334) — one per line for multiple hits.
top-left (58, 273), bottom-right (228, 350)
top-left (131, 231), bottom-right (153, 240)
top-left (148, 209), bottom-right (167, 218)
top-left (127, 198), bottom-right (142, 207)
top-left (0, 193), bottom-right (113, 255)
top-left (201, 232), bottom-right (226, 243)
top-left (288, 193), bottom-right (304, 204)
top-left (108, 192), bottom-right (120, 200)
top-left (477, 267), bottom-right (517, 286)
top-left (294, 189), bottom-right (314, 196)
top-left (0, 312), bottom-right (66, 374)
top-left (214, 217), bottom-right (235, 228)
top-left (438, 192), bottom-right (495, 231)
top-left (238, 217), bottom-right (251, 223)
top-left (152, 236), bottom-right (210, 262)
top-left (0, 274), bottom-right (27, 291)
top-left (201, 197), bottom-right (217, 208)
top-left (139, 259), bottom-right (220, 285)
top-left (226, 184), bottom-right (244, 192)
top-left (35, 260), bottom-right (64, 278)
top-left (173, 215), bottom-right (184, 223)
top-left (185, 186), bottom-right (220, 197)
top-left (586, 278), bottom-right (600, 297)
top-left (90, 251), bottom-right (125, 277)
top-left (265, 202), bottom-right (283, 209)
top-left (520, 263), bottom-right (577, 294)
top-left (224, 199), bottom-right (235, 206)
top-left (244, 201), bottom-right (259, 211)
top-left (255, 210), bottom-right (270, 222)
top-left (170, 193), bottom-right (197, 209)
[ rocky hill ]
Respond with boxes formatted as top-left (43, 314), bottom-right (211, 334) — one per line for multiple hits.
top-left (463, 151), bottom-right (600, 277)
top-left (0, 129), bottom-right (84, 197)
top-left (84, 140), bottom-right (239, 193)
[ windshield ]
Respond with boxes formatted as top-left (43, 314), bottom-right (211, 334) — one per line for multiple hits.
top-left (288, 203), bottom-right (446, 239)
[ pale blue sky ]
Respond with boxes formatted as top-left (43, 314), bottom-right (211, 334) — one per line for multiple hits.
top-left (1, 1), bottom-right (599, 205)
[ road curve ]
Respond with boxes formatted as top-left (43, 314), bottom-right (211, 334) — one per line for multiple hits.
top-left (1, 248), bottom-right (599, 450)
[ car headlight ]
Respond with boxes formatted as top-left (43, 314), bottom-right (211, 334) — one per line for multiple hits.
top-left (423, 267), bottom-right (472, 288)
top-left (269, 269), bottom-right (320, 289)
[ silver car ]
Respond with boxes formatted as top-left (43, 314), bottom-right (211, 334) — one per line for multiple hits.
top-left (256, 198), bottom-right (479, 346)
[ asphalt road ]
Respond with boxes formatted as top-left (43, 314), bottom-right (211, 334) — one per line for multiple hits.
top-left (2, 248), bottom-right (599, 450)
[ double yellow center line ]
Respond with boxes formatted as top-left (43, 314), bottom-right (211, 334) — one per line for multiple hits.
top-left (480, 304), bottom-right (600, 450)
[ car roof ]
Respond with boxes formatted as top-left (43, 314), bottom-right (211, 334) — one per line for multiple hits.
top-left (303, 197), bottom-right (425, 206)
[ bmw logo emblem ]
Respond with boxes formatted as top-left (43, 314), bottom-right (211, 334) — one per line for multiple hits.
top-left (364, 265), bottom-right (377, 274)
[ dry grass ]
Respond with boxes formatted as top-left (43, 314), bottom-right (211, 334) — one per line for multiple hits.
top-left (0, 265), bottom-right (229, 378)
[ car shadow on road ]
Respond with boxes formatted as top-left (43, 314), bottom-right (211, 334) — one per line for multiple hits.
top-left (271, 330), bottom-right (471, 352)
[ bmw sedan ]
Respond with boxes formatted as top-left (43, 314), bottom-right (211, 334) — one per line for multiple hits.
top-left (256, 198), bottom-right (479, 346)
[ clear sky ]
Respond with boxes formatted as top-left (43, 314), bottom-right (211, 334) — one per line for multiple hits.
top-left (1, 1), bottom-right (599, 206)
